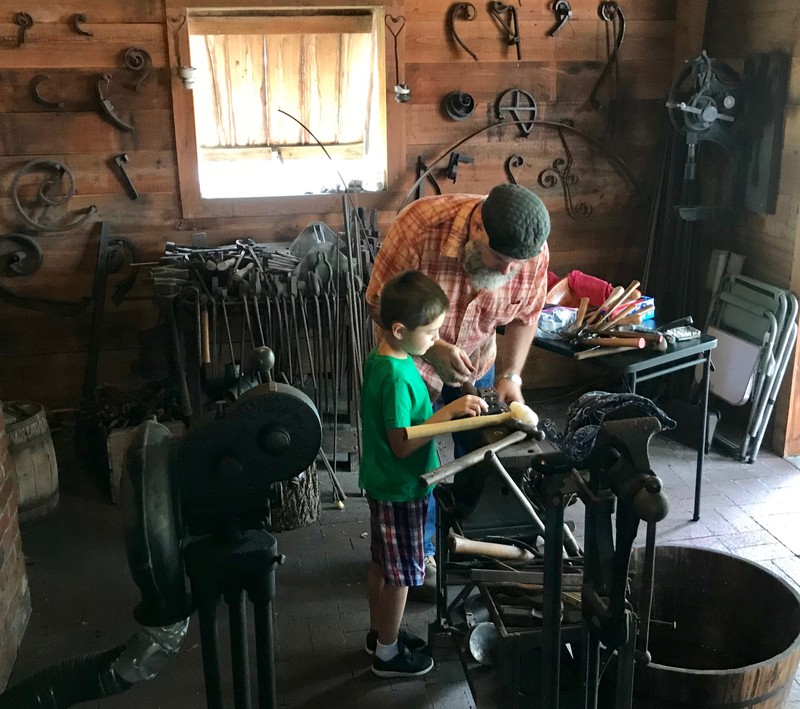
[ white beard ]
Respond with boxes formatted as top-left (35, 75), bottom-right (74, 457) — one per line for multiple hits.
top-left (462, 241), bottom-right (515, 291)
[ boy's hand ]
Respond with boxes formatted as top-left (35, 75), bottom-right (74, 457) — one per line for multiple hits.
top-left (423, 341), bottom-right (476, 385)
top-left (442, 394), bottom-right (488, 420)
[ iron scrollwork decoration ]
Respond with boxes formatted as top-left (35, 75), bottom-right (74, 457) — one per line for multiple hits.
top-left (29, 74), bottom-right (63, 109)
top-left (10, 159), bottom-right (98, 233)
top-left (537, 121), bottom-right (592, 220)
top-left (123, 47), bottom-right (152, 92)
top-left (167, 14), bottom-right (187, 68)
top-left (547, 0), bottom-right (573, 36)
top-left (448, 3), bottom-right (479, 62)
top-left (14, 12), bottom-right (33, 46)
top-left (504, 154), bottom-right (525, 185)
top-left (71, 13), bottom-right (93, 36)
top-left (496, 88), bottom-right (537, 136)
top-left (0, 233), bottom-right (43, 277)
top-left (589, 2), bottom-right (626, 113)
top-left (489, 2), bottom-right (521, 61)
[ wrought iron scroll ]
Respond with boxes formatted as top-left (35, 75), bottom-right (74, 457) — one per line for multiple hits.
top-left (489, 2), bottom-right (521, 60)
top-left (29, 74), bottom-right (63, 108)
top-left (71, 13), bottom-right (93, 36)
top-left (504, 154), bottom-right (524, 185)
top-left (448, 3), bottom-right (479, 62)
top-left (123, 47), bottom-right (152, 91)
top-left (15, 12), bottom-right (33, 46)
top-left (0, 233), bottom-right (42, 277)
top-left (11, 159), bottom-right (98, 233)
top-left (589, 2), bottom-right (625, 113)
top-left (537, 122), bottom-right (592, 220)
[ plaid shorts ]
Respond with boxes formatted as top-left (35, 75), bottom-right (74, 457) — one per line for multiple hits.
top-left (367, 495), bottom-right (428, 587)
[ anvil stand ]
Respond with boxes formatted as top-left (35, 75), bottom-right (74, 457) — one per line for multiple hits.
top-left (183, 529), bottom-right (285, 709)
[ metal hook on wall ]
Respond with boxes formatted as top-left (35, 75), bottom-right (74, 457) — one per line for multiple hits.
top-left (71, 13), bottom-right (93, 36)
top-left (14, 12), bottom-right (33, 47)
top-left (448, 3), bottom-right (479, 62)
top-left (489, 2), bottom-right (521, 61)
top-left (29, 74), bottom-right (63, 109)
top-left (384, 15), bottom-right (410, 103)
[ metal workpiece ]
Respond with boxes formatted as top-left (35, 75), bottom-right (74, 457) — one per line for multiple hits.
top-left (29, 74), bottom-right (63, 108)
top-left (547, 0), bottom-right (572, 36)
top-left (448, 2), bottom-right (479, 61)
top-left (488, 1), bottom-right (521, 61)
top-left (96, 73), bottom-right (135, 131)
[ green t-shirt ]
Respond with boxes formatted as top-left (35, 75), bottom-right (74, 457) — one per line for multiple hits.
top-left (359, 349), bottom-right (438, 501)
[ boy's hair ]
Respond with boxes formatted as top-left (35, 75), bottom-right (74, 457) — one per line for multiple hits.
top-left (379, 271), bottom-right (449, 330)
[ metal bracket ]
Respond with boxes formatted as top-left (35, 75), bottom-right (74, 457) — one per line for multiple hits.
top-left (547, 1), bottom-right (573, 36)
top-left (14, 12), bottom-right (33, 47)
top-left (123, 47), bottom-right (152, 92)
top-left (95, 73), bottom-right (135, 131)
top-left (489, 2), bottom-right (521, 61)
top-left (71, 13), bottom-right (93, 36)
top-left (29, 74), bottom-right (63, 109)
top-left (448, 3), bottom-right (479, 62)
top-left (495, 88), bottom-right (537, 135)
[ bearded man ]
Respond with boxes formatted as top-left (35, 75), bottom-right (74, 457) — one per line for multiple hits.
top-left (364, 183), bottom-right (551, 594)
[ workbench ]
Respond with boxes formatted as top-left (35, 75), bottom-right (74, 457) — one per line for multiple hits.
top-left (534, 333), bottom-right (717, 521)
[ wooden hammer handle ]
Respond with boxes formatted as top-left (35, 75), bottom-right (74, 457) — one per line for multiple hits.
top-left (404, 411), bottom-right (511, 440)
top-left (594, 280), bottom-right (640, 327)
top-left (580, 337), bottom-right (645, 348)
top-left (448, 533), bottom-right (535, 562)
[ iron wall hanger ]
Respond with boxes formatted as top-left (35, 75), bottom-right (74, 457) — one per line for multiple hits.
top-left (444, 152), bottom-right (473, 182)
top-left (11, 159), bottom-right (98, 233)
top-left (96, 73), bottom-right (135, 131)
top-left (448, 3), bottom-right (479, 62)
top-left (123, 47), bottom-right (152, 92)
top-left (29, 74), bottom-right (63, 109)
top-left (384, 15), bottom-right (410, 103)
top-left (547, 0), bottom-right (572, 36)
top-left (71, 13), bottom-right (93, 36)
top-left (537, 120), bottom-right (592, 220)
top-left (589, 1), bottom-right (625, 111)
top-left (14, 12), bottom-right (33, 46)
top-left (489, 2), bottom-right (521, 61)
top-left (495, 88), bottom-right (537, 135)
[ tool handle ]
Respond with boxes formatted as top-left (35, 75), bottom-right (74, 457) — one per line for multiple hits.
top-left (579, 337), bottom-right (644, 348)
top-left (586, 286), bottom-right (623, 325)
top-left (598, 301), bottom-right (641, 331)
top-left (200, 305), bottom-right (211, 364)
top-left (574, 345), bottom-right (634, 360)
top-left (575, 297), bottom-right (589, 327)
top-left (448, 533), bottom-right (535, 561)
top-left (594, 280), bottom-right (640, 327)
top-left (405, 411), bottom-right (512, 440)
top-left (613, 306), bottom-right (654, 326)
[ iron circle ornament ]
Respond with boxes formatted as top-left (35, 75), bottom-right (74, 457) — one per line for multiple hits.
top-left (10, 159), bottom-right (97, 233)
top-left (0, 233), bottom-right (43, 277)
top-left (495, 88), bottom-right (537, 136)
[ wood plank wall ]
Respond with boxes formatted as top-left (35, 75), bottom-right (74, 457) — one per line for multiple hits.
top-left (0, 0), bottom-right (677, 408)
top-left (699, 1), bottom-right (800, 455)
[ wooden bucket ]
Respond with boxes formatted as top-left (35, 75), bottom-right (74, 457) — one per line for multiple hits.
top-left (629, 545), bottom-right (800, 708)
top-left (3, 401), bottom-right (59, 523)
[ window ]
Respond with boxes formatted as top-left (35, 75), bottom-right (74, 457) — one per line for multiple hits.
top-left (168, 3), bottom-right (402, 218)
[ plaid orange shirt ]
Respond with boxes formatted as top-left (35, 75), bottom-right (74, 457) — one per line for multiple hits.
top-left (366, 194), bottom-right (549, 398)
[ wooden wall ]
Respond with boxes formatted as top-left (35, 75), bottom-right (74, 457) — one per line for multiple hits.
top-left (0, 0), bottom-right (677, 408)
top-left (698, 1), bottom-right (800, 455)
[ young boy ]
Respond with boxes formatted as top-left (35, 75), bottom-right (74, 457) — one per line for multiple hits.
top-left (360, 270), bottom-right (488, 678)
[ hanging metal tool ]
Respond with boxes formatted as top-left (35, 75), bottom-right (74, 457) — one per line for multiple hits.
top-left (10, 158), bottom-right (97, 232)
top-left (111, 153), bottom-right (140, 200)
top-left (448, 3), bottom-right (479, 62)
top-left (444, 152), bottom-right (473, 183)
top-left (14, 12), bottom-right (33, 47)
top-left (489, 2), bottom-right (521, 61)
top-left (547, 0), bottom-right (572, 36)
top-left (385, 15), bottom-right (410, 103)
top-left (29, 74), bottom-right (63, 109)
top-left (95, 73), bottom-right (135, 131)
top-left (589, 0), bottom-right (625, 132)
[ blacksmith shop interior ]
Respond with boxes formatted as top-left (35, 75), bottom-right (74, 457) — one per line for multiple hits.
top-left (4, 2), bottom-right (800, 708)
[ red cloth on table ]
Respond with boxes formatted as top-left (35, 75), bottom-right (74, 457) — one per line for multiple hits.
top-left (567, 270), bottom-right (613, 307)
top-left (547, 271), bottom-right (561, 291)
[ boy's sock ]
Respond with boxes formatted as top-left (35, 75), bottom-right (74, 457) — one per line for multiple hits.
top-left (375, 640), bottom-right (399, 662)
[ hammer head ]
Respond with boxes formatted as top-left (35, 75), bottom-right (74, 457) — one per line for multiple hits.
top-left (509, 401), bottom-right (539, 427)
top-left (114, 153), bottom-right (129, 167)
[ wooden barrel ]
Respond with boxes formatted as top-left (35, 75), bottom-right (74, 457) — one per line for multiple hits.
top-left (630, 545), bottom-right (800, 708)
top-left (3, 401), bottom-right (59, 523)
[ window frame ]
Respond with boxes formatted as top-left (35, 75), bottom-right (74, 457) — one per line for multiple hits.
top-left (166, 1), bottom-right (406, 219)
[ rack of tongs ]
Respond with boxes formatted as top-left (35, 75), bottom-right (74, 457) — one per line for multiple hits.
top-left (561, 280), bottom-right (663, 360)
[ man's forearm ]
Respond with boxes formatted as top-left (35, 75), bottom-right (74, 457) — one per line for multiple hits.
top-left (498, 321), bottom-right (536, 377)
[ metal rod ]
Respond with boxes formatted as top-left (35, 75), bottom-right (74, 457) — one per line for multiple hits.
top-left (228, 590), bottom-right (251, 709)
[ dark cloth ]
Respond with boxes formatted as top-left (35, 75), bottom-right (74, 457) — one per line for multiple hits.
top-left (539, 391), bottom-right (676, 462)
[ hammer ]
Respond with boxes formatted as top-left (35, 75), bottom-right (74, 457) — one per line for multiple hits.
top-left (404, 401), bottom-right (539, 440)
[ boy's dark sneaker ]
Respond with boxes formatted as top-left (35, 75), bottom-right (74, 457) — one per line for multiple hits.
top-left (371, 644), bottom-right (434, 678)
top-left (364, 629), bottom-right (427, 655)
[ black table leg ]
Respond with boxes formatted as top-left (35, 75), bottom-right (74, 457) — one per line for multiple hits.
top-left (694, 350), bottom-right (711, 521)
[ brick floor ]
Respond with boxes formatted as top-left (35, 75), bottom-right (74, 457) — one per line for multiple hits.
top-left (5, 397), bottom-right (800, 707)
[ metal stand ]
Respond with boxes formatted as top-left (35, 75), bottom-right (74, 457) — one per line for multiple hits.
top-left (184, 530), bottom-right (284, 709)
